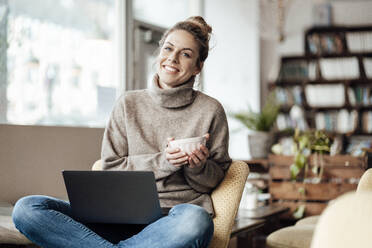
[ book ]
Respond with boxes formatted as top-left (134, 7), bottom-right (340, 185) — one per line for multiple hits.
top-left (307, 33), bottom-right (344, 54)
top-left (292, 86), bottom-right (303, 105)
top-left (350, 87), bottom-right (372, 105)
top-left (337, 109), bottom-right (350, 133)
top-left (305, 84), bottom-right (345, 107)
top-left (315, 110), bottom-right (357, 133)
top-left (308, 61), bottom-right (318, 80)
top-left (363, 57), bottom-right (372, 79)
top-left (346, 32), bottom-right (372, 52)
top-left (320, 58), bottom-right (360, 80)
top-left (362, 111), bottom-right (372, 133)
top-left (315, 112), bottom-right (326, 130)
top-left (278, 60), bottom-right (309, 81)
top-left (348, 88), bottom-right (357, 106)
top-left (346, 135), bottom-right (372, 156)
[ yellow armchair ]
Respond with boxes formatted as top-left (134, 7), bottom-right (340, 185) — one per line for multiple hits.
top-left (92, 160), bottom-right (249, 248)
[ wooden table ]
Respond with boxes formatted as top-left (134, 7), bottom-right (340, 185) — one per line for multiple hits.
top-left (236, 204), bottom-right (289, 220)
top-left (242, 159), bottom-right (269, 173)
top-left (231, 218), bottom-right (265, 237)
top-left (231, 205), bottom-right (289, 248)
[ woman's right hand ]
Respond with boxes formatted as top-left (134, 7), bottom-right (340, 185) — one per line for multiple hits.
top-left (165, 138), bottom-right (189, 167)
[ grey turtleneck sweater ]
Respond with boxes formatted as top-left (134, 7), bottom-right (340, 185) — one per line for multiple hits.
top-left (101, 75), bottom-right (232, 215)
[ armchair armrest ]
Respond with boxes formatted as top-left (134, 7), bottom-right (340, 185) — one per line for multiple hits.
top-left (209, 160), bottom-right (249, 248)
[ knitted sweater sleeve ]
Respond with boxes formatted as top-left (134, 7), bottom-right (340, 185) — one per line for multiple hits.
top-left (183, 105), bottom-right (232, 193)
top-left (101, 96), bottom-right (179, 179)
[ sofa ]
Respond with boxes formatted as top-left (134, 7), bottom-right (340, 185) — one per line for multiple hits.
top-left (0, 202), bottom-right (35, 247)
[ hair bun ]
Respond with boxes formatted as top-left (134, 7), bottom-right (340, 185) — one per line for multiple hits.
top-left (186, 16), bottom-right (212, 37)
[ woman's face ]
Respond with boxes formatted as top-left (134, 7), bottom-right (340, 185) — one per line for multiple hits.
top-left (157, 30), bottom-right (202, 89)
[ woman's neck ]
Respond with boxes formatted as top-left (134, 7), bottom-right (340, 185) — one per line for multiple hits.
top-left (148, 74), bottom-right (197, 109)
top-left (157, 76), bottom-right (195, 89)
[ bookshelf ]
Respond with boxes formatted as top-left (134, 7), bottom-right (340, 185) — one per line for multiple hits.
top-left (267, 26), bottom-right (372, 219)
top-left (271, 25), bottom-right (372, 143)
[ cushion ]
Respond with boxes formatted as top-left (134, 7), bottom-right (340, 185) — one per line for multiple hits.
top-left (0, 202), bottom-right (33, 245)
top-left (295, 216), bottom-right (320, 226)
top-left (357, 168), bottom-right (372, 192)
top-left (266, 225), bottom-right (315, 248)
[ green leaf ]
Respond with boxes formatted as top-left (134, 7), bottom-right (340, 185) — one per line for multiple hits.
top-left (298, 187), bottom-right (306, 196)
top-left (290, 164), bottom-right (300, 180)
top-left (299, 136), bottom-right (309, 150)
top-left (230, 92), bottom-right (279, 132)
top-left (293, 204), bottom-right (306, 219)
top-left (295, 153), bottom-right (306, 169)
top-left (312, 145), bottom-right (330, 152)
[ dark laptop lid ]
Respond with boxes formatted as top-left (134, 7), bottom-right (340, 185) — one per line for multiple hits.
top-left (62, 170), bottom-right (162, 224)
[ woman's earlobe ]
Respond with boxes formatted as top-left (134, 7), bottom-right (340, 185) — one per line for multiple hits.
top-left (193, 62), bottom-right (204, 75)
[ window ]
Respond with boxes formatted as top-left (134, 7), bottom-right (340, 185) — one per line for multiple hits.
top-left (0, 0), bottom-right (199, 127)
top-left (1, 0), bottom-right (117, 127)
top-left (133, 0), bottom-right (190, 28)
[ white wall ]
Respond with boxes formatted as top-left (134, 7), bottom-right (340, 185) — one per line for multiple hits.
top-left (262, 0), bottom-right (372, 58)
top-left (204, 0), bottom-right (260, 159)
top-left (278, 0), bottom-right (372, 55)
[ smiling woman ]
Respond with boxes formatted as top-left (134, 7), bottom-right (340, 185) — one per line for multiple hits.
top-left (157, 16), bottom-right (212, 89)
top-left (157, 30), bottom-right (202, 89)
top-left (13, 16), bottom-right (232, 248)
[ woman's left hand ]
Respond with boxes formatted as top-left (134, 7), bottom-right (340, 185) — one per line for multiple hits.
top-left (188, 133), bottom-right (210, 168)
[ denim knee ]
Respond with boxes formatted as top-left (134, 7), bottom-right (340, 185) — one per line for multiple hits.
top-left (171, 204), bottom-right (214, 243)
top-left (12, 195), bottom-right (48, 231)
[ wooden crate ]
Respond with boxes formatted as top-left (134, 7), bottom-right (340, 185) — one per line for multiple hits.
top-left (268, 154), bottom-right (366, 168)
top-left (268, 154), bottom-right (366, 219)
top-left (269, 163), bottom-right (365, 180)
top-left (273, 201), bottom-right (328, 220)
top-left (270, 181), bottom-right (357, 201)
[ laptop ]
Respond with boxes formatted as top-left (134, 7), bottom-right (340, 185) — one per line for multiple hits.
top-left (62, 170), bottom-right (169, 225)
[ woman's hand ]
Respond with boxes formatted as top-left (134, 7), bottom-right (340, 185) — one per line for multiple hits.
top-left (188, 133), bottom-right (210, 168)
top-left (165, 138), bottom-right (189, 167)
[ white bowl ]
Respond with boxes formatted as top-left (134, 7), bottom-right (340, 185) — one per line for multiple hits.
top-left (168, 136), bottom-right (206, 154)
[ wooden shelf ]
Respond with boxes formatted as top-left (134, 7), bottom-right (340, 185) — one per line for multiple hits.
top-left (306, 25), bottom-right (372, 33)
top-left (278, 104), bottom-right (372, 112)
top-left (273, 78), bottom-right (372, 86)
top-left (272, 25), bottom-right (372, 137)
top-left (351, 130), bottom-right (372, 136)
top-left (281, 53), bottom-right (372, 61)
top-left (305, 106), bottom-right (353, 111)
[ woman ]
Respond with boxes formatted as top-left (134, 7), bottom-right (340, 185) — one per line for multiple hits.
top-left (12, 16), bottom-right (231, 248)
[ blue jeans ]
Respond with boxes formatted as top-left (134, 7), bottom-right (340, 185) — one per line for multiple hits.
top-left (12, 195), bottom-right (214, 248)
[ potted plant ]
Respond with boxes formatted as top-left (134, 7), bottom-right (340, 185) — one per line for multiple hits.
top-left (290, 129), bottom-right (332, 181)
top-left (232, 93), bottom-right (279, 158)
top-left (289, 129), bottom-right (332, 219)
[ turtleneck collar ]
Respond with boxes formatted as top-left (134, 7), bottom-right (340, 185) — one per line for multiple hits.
top-left (148, 74), bottom-right (197, 109)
